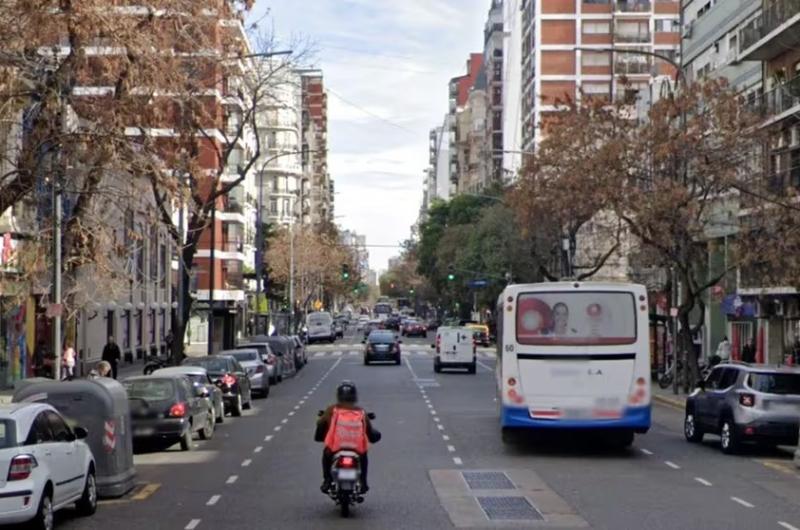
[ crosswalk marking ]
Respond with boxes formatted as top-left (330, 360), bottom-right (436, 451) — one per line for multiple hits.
top-left (305, 349), bottom-right (497, 361)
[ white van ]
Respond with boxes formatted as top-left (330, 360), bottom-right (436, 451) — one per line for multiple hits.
top-left (306, 312), bottom-right (334, 344)
top-left (432, 327), bottom-right (476, 374)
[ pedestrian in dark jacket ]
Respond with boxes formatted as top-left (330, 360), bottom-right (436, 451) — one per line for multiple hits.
top-left (101, 336), bottom-right (122, 379)
top-left (742, 339), bottom-right (756, 364)
top-left (315, 381), bottom-right (381, 493)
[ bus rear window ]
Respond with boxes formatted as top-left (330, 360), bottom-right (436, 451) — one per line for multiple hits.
top-left (516, 292), bottom-right (637, 346)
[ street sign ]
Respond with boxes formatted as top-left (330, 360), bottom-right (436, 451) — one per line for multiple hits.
top-left (468, 279), bottom-right (489, 288)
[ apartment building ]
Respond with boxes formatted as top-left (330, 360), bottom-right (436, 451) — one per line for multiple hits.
top-left (503, 0), bottom-right (525, 179)
top-left (448, 54), bottom-right (484, 191)
top-left (485, 0), bottom-right (506, 184)
top-left (519, 0), bottom-right (680, 150)
top-left (300, 71), bottom-right (334, 226)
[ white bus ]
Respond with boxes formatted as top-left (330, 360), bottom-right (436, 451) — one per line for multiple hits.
top-left (496, 281), bottom-right (651, 446)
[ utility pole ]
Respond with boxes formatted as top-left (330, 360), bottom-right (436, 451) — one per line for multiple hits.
top-left (289, 223), bottom-right (295, 334)
top-left (52, 169), bottom-right (62, 380)
top-left (206, 197), bottom-right (216, 355)
top-left (176, 187), bottom-right (185, 361)
top-left (255, 171), bottom-right (264, 334)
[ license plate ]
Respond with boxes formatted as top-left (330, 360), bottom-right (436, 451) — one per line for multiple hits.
top-left (562, 408), bottom-right (592, 419)
top-left (134, 427), bottom-right (155, 436)
top-left (338, 469), bottom-right (357, 480)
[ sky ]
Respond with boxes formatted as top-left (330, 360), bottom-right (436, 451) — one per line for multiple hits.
top-left (248, 0), bottom-right (488, 274)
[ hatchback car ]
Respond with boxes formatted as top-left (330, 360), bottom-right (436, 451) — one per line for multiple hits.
top-left (124, 375), bottom-right (214, 451)
top-left (363, 330), bottom-right (402, 365)
top-left (0, 403), bottom-right (97, 530)
top-left (221, 349), bottom-right (270, 398)
top-left (684, 363), bottom-right (800, 453)
top-left (152, 366), bottom-right (225, 424)
top-left (246, 336), bottom-right (297, 379)
top-left (401, 318), bottom-right (427, 338)
top-left (290, 335), bottom-right (307, 368)
top-left (181, 355), bottom-right (253, 416)
top-left (236, 341), bottom-right (281, 384)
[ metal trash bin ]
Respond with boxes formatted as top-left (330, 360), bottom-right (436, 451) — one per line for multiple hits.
top-left (12, 378), bottom-right (136, 498)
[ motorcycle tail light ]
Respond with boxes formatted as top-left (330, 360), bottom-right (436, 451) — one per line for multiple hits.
top-left (339, 456), bottom-right (356, 468)
top-left (739, 393), bottom-right (755, 407)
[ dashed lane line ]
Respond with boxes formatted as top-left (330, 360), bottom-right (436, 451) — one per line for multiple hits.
top-left (443, 435), bottom-right (450, 441)
top-left (437, 424), bottom-right (444, 431)
top-left (274, 426), bottom-right (282, 432)
top-left (453, 457), bottom-right (463, 466)
top-left (694, 477), bottom-right (713, 487)
top-left (664, 461), bottom-right (681, 470)
top-left (241, 459), bottom-right (252, 467)
top-left (281, 418), bottom-right (288, 424)
top-left (640, 448), bottom-right (654, 456)
top-left (779, 522), bottom-right (800, 530)
top-left (185, 519), bottom-right (201, 530)
top-left (254, 446), bottom-right (263, 453)
top-left (264, 435), bottom-right (273, 442)
top-left (226, 475), bottom-right (238, 485)
top-left (731, 497), bottom-right (755, 508)
top-left (206, 495), bottom-right (220, 506)
top-left (447, 445), bottom-right (456, 453)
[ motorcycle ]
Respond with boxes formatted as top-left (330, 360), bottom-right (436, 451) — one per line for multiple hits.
top-left (143, 354), bottom-right (170, 375)
top-left (319, 410), bottom-right (376, 518)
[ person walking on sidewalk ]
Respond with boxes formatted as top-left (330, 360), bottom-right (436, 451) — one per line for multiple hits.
top-left (742, 339), bottom-right (756, 364)
top-left (715, 336), bottom-right (731, 362)
top-left (62, 341), bottom-right (77, 380)
top-left (102, 336), bottom-right (122, 379)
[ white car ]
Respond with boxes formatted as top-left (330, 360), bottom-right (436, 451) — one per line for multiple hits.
top-left (0, 403), bottom-right (97, 530)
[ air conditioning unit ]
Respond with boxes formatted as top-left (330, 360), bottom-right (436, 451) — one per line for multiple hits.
top-left (682, 20), bottom-right (694, 39)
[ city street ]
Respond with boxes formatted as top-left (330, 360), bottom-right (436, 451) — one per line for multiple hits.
top-left (48, 330), bottom-right (800, 530)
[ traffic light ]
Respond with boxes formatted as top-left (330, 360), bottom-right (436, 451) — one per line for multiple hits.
top-left (341, 264), bottom-right (350, 280)
top-left (409, 288), bottom-right (415, 295)
top-left (447, 273), bottom-right (455, 281)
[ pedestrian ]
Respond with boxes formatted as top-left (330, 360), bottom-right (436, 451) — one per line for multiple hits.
top-left (715, 336), bottom-right (731, 362)
top-left (165, 330), bottom-right (174, 354)
top-left (62, 341), bottom-right (76, 380)
top-left (102, 335), bottom-right (122, 379)
top-left (88, 360), bottom-right (112, 379)
top-left (742, 339), bottom-right (756, 364)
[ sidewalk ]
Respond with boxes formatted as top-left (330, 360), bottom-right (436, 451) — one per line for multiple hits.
top-left (652, 384), bottom-right (688, 410)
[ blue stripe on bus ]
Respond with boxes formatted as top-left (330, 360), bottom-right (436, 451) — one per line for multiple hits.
top-left (500, 404), bottom-right (651, 430)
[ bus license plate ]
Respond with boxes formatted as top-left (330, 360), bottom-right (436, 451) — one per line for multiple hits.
top-left (338, 469), bottom-right (357, 480)
top-left (562, 408), bottom-right (592, 419)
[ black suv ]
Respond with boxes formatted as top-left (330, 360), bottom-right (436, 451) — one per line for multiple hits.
top-left (684, 363), bottom-right (800, 454)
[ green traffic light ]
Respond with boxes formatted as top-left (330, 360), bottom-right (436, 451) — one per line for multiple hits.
top-left (447, 274), bottom-right (455, 281)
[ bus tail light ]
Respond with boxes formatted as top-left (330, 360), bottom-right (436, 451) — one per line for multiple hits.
top-left (507, 388), bottom-right (525, 405)
top-left (507, 377), bottom-right (517, 387)
top-left (628, 376), bottom-right (648, 405)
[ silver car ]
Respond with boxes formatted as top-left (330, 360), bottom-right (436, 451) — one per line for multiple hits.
top-left (685, 363), bottom-right (800, 453)
top-left (221, 349), bottom-right (270, 398)
top-left (152, 366), bottom-right (225, 424)
top-left (236, 342), bottom-right (282, 384)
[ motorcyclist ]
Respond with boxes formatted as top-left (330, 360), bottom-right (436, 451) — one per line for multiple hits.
top-left (315, 381), bottom-right (381, 494)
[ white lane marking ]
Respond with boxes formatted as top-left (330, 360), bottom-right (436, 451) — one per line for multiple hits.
top-left (433, 417), bottom-right (440, 423)
top-left (453, 457), bottom-right (463, 465)
top-left (206, 495), bottom-right (221, 506)
top-left (731, 497), bottom-right (754, 508)
top-left (447, 445), bottom-right (456, 452)
top-left (254, 446), bottom-right (263, 453)
top-left (226, 475), bottom-right (238, 484)
top-left (314, 352), bottom-right (325, 358)
top-left (294, 406), bottom-right (300, 410)
top-left (694, 477), bottom-right (712, 487)
top-left (332, 351), bottom-right (343, 357)
top-left (289, 411), bottom-right (296, 417)
top-left (476, 360), bottom-right (494, 372)
top-left (185, 519), bottom-right (201, 530)
top-left (241, 459), bottom-right (252, 467)
top-left (640, 448), bottom-right (654, 456)
top-left (443, 435), bottom-right (450, 441)
top-left (299, 400), bottom-right (305, 405)
top-left (274, 426), bottom-right (282, 432)
top-left (779, 522), bottom-right (800, 530)
top-left (427, 404), bottom-right (433, 409)
top-left (664, 461), bottom-right (680, 470)
top-left (404, 357), bottom-right (420, 380)
top-left (437, 424), bottom-right (444, 431)
top-left (281, 418), bottom-right (288, 424)
top-left (430, 410), bottom-right (437, 416)
top-left (264, 435), bottom-right (273, 442)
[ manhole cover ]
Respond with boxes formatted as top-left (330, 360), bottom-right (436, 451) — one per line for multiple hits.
top-left (477, 496), bottom-right (543, 521)
top-left (462, 471), bottom-right (515, 490)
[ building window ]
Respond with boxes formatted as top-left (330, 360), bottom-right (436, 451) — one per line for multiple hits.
top-left (271, 177), bottom-right (278, 191)
top-left (654, 19), bottom-right (680, 32)
top-left (493, 61), bottom-right (502, 81)
top-left (283, 199), bottom-right (291, 217)
top-left (124, 311), bottom-right (131, 350)
top-left (149, 311), bottom-right (156, 345)
top-left (582, 51), bottom-right (611, 66)
top-left (583, 21), bottom-right (611, 34)
top-left (269, 199), bottom-right (278, 215)
top-left (583, 82), bottom-right (611, 95)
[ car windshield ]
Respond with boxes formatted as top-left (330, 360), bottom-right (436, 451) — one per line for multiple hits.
top-left (124, 379), bottom-right (176, 401)
top-left (228, 351), bottom-right (258, 362)
top-left (183, 357), bottom-right (229, 373)
top-left (369, 331), bottom-right (395, 343)
top-left (748, 373), bottom-right (800, 395)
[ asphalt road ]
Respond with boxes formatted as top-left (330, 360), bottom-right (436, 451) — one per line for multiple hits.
top-left (54, 329), bottom-right (800, 530)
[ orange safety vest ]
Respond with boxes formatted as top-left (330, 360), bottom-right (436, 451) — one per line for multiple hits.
top-left (324, 407), bottom-right (368, 454)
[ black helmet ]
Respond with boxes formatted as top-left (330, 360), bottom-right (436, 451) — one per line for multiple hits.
top-left (336, 380), bottom-right (358, 404)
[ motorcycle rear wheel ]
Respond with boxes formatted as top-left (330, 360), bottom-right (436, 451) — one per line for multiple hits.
top-left (339, 500), bottom-right (350, 518)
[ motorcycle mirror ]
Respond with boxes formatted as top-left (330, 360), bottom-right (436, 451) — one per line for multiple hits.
top-left (367, 412), bottom-right (376, 420)
top-left (317, 410), bottom-right (324, 417)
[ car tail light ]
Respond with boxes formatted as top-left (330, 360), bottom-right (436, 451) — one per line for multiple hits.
top-left (169, 402), bottom-right (187, 418)
top-left (221, 374), bottom-right (237, 387)
top-left (339, 456), bottom-right (356, 468)
top-left (739, 393), bottom-right (755, 407)
top-left (255, 365), bottom-right (265, 374)
top-left (436, 335), bottom-right (441, 354)
top-left (7, 455), bottom-right (37, 481)
top-left (265, 354), bottom-right (277, 365)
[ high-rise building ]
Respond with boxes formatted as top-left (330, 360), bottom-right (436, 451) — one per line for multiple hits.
top-left (518, 0), bottom-right (680, 151)
top-left (484, 0), bottom-right (506, 184)
top-left (448, 54), bottom-right (484, 190)
top-left (300, 70), bottom-right (334, 226)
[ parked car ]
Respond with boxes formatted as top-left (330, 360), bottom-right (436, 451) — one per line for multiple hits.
top-left (333, 320), bottom-right (345, 339)
top-left (465, 323), bottom-right (491, 347)
top-left (221, 349), bottom-right (270, 398)
top-left (290, 335), bottom-right (307, 368)
top-left (0, 403), bottom-right (97, 529)
top-left (182, 355), bottom-right (253, 417)
top-left (236, 341), bottom-right (282, 384)
top-left (123, 375), bottom-right (214, 451)
top-left (248, 336), bottom-right (297, 378)
top-left (356, 316), bottom-right (370, 331)
top-left (152, 366), bottom-right (225, 424)
top-left (401, 318), bottom-right (427, 338)
top-left (684, 363), bottom-right (800, 453)
top-left (307, 311), bottom-right (335, 343)
top-left (363, 330), bottom-right (402, 365)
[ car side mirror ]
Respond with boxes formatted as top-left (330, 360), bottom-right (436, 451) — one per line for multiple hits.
top-left (696, 379), bottom-right (706, 391)
top-left (74, 426), bottom-right (88, 440)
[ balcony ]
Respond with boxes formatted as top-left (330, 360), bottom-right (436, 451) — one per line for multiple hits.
top-left (614, 31), bottom-right (652, 43)
top-left (739, 0), bottom-right (800, 61)
top-left (756, 74), bottom-right (800, 120)
top-left (615, 61), bottom-right (652, 75)
top-left (615, 0), bottom-right (651, 12)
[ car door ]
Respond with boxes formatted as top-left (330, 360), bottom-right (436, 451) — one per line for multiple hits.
top-left (231, 359), bottom-right (250, 397)
top-left (709, 367), bottom-right (740, 428)
top-left (26, 412), bottom-right (67, 505)
top-left (46, 410), bottom-right (84, 500)
top-left (181, 377), bottom-right (206, 431)
top-left (696, 367), bottom-right (723, 428)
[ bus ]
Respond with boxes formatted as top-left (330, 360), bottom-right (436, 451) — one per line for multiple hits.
top-left (373, 302), bottom-right (393, 322)
top-left (496, 281), bottom-right (650, 446)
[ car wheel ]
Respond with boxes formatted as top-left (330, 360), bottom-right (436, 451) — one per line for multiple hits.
top-left (501, 427), bottom-right (518, 445)
top-left (243, 389), bottom-right (253, 410)
top-left (216, 404), bottom-right (224, 424)
top-left (180, 428), bottom-right (193, 451)
top-left (364, 357), bottom-right (370, 366)
top-left (684, 411), bottom-right (704, 443)
top-left (434, 358), bottom-right (441, 373)
top-left (232, 393), bottom-right (243, 417)
top-left (262, 384), bottom-right (270, 398)
top-left (468, 361), bottom-right (477, 374)
top-left (395, 355), bottom-right (402, 365)
top-left (76, 469), bottom-right (97, 516)
top-left (277, 373), bottom-right (283, 383)
top-left (269, 376), bottom-right (277, 385)
top-left (199, 411), bottom-right (215, 440)
top-left (31, 488), bottom-right (54, 530)
top-left (720, 419), bottom-right (740, 454)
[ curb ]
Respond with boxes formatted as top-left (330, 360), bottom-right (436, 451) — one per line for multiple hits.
top-left (653, 393), bottom-right (686, 410)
